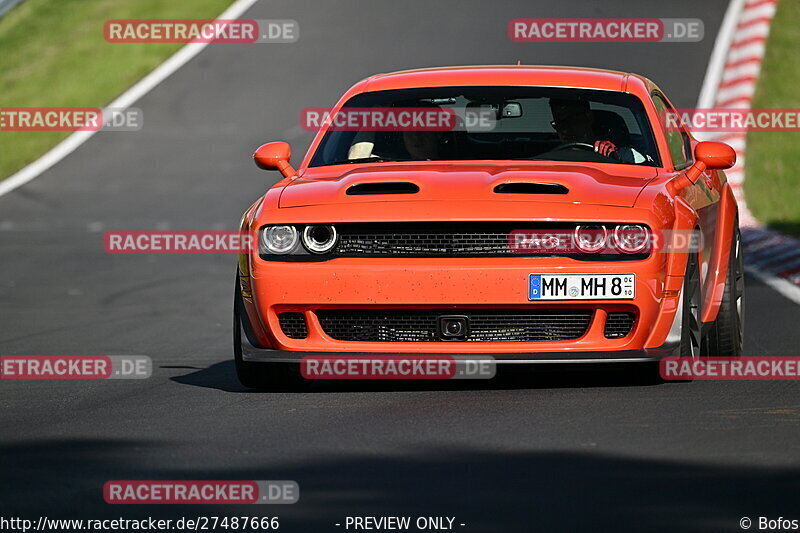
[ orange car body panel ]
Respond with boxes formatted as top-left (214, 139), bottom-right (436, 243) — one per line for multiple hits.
top-left (239, 66), bottom-right (738, 355)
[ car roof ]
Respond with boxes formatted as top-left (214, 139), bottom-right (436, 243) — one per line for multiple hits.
top-left (359, 65), bottom-right (648, 93)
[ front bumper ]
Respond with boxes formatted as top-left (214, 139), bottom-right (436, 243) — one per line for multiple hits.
top-left (242, 253), bottom-right (682, 356)
top-left (239, 336), bottom-right (681, 364)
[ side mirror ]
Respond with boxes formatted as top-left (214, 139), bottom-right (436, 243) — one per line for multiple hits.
top-left (695, 141), bottom-right (737, 170)
top-left (670, 141), bottom-right (736, 192)
top-left (253, 141), bottom-right (297, 178)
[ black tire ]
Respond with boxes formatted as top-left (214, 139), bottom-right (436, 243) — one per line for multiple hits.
top-left (233, 273), bottom-right (311, 391)
top-left (680, 250), bottom-right (702, 360)
top-left (702, 228), bottom-right (745, 357)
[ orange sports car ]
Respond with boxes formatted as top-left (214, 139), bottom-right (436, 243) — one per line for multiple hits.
top-left (234, 66), bottom-right (744, 390)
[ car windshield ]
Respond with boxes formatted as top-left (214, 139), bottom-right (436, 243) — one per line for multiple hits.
top-left (309, 86), bottom-right (660, 167)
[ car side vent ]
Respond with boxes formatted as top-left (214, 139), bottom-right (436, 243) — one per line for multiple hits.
top-left (494, 182), bottom-right (569, 195)
top-left (346, 182), bottom-right (420, 195)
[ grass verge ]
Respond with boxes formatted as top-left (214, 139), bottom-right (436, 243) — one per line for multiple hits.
top-left (0, 0), bottom-right (235, 180)
top-left (745, 0), bottom-right (800, 237)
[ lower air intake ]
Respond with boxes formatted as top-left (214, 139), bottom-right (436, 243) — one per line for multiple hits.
top-left (317, 309), bottom-right (592, 342)
top-left (278, 312), bottom-right (308, 339)
top-left (604, 312), bottom-right (636, 339)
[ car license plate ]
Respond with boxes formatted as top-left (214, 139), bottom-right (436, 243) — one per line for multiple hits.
top-left (528, 274), bottom-right (635, 300)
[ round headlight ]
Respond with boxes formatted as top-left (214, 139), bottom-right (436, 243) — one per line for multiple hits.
top-left (574, 225), bottom-right (607, 253)
top-left (302, 225), bottom-right (337, 254)
top-left (261, 225), bottom-right (298, 254)
top-left (613, 224), bottom-right (649, 253)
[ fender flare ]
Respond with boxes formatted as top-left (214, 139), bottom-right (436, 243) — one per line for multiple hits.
top-left (700, 182), bottom-right (738, 324)
top-left (237, 196), bottom-right (275, 349)
top-left (666, 196), bottom-right (699, 281)
top-left (644, 196), bottom-right (698, 348)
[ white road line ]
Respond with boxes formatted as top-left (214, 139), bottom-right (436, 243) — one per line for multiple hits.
top-left (746, 266), bottom-right (800, 306)
top-left (697, 0), bottom-right (746, 109)
top-left (0, 0), bottom-right (260, 199)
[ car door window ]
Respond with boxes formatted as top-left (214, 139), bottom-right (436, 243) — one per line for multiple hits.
top-left (652, 92), bottom-right (693, 169)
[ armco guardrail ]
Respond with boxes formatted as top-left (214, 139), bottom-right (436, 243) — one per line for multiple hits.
top-left (0, 0), bottom-right (25, 18)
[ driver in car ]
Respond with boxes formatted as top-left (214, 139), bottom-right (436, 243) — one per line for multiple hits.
top-left (402, 129), bottom-right (443, 159)
top-left (548, 98), bottom-right (644, 163)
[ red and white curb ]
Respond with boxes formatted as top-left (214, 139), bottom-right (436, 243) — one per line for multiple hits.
top-left (697, 0), bottom-right (800, 302)
top-left (697, 0), bottom-right (778, 227)
top-left (742, 227), bottom-right (800, 304)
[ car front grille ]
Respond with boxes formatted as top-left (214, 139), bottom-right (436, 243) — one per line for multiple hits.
top-left (337, 231), bottom-right (512, 256)
top-left (316, 308), bottom-right (593, 342)
top-left (332, 223), bottom-right (646, 259)
top-left (278, 312), bottom-right (308, 339)
top-left (604, 312), bottom-right (636, 338)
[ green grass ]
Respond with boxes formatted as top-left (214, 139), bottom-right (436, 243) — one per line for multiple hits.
top-left (0, 0), bottom-right (235, 179)
top-left (745, 0), bottom-right (800, 237)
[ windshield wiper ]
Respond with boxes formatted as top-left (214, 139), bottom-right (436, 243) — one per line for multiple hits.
top-left (323, 157), bottom-right (412, 166)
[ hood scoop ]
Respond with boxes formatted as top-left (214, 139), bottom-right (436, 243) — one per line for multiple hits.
top-left (494, 182), bottom-right (569, 195)
top-left (346, 182), bottom-right (420, 195)
top-left (280, 165), bottom-right (657, 208)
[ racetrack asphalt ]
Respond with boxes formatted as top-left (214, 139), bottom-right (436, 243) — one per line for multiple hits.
top-left (2, 1), bottom-right (799, 532)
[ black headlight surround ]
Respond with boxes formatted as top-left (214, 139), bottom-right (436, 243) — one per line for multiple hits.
top-left (258, 222), bottom-right (652, 262)
top-left (259, 224), bottom-right (336, 260)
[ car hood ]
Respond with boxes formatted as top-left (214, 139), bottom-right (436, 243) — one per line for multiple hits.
top-left (279, 163), bottom-right (657, 209)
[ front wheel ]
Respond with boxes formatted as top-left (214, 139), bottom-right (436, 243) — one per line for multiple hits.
top-left (702, 228), bottom-right (745, 357)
